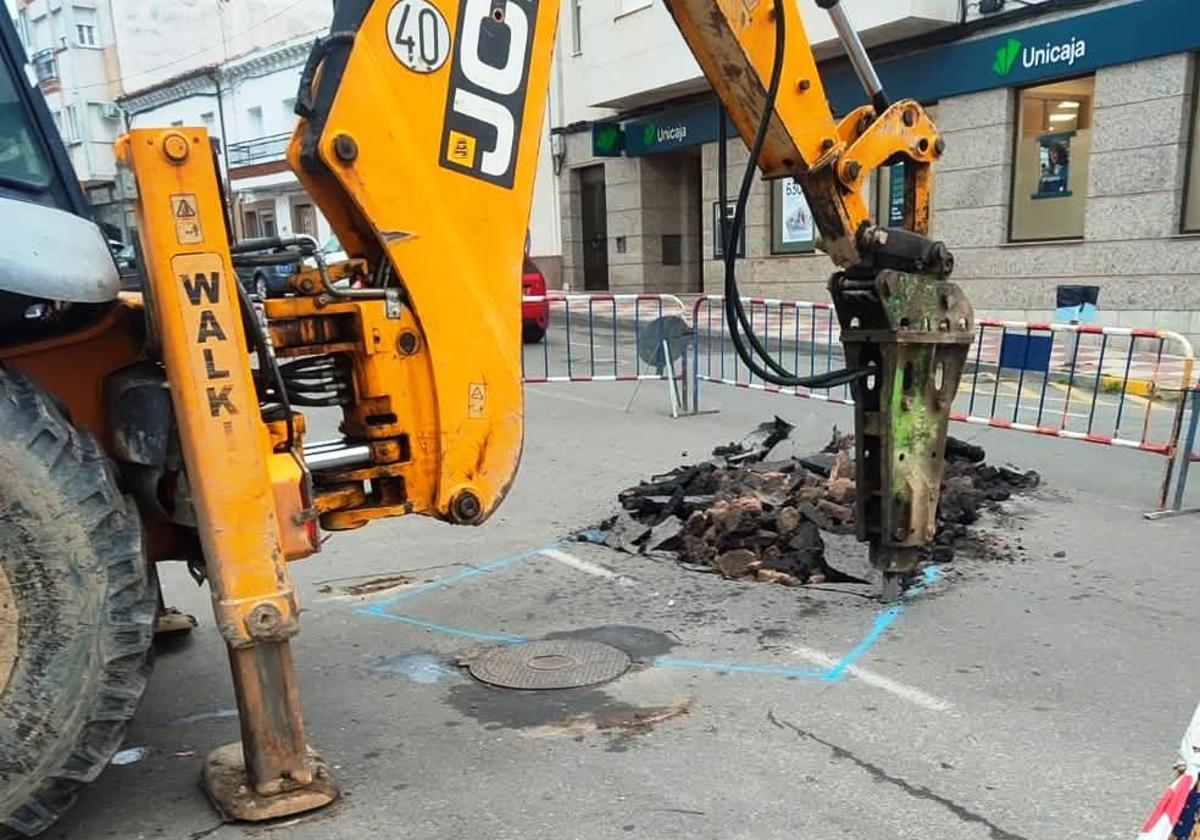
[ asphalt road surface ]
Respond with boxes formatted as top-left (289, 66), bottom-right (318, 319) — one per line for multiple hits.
top-left (48, 369), bottom-right (1200, 840)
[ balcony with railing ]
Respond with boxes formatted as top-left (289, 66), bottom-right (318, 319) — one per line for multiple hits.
top-left (226, 132), bottom-right (292, 169)
top-left (32, 48), bottom-right (59, 92)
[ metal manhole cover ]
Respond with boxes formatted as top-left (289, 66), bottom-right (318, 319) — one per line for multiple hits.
top-left (468, 640), bottom-right (631, 690)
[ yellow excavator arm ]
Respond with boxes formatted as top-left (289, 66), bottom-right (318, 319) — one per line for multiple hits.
top-left (112, 0), bottom-right (973, 823)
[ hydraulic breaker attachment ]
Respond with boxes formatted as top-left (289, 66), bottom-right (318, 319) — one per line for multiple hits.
top-left (831, 270), bottom-right (975, 600)
top-left (661, 0), bottom-right (977, 597)
top-left (118, 128), bottom-right (337, 821)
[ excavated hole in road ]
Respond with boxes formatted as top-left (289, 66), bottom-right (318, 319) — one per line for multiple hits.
top-left (584, 418), bottom-right (1041, 591)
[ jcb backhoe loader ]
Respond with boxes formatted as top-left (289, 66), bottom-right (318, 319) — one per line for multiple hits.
top-left (0, 0), bottom-right (972, 834)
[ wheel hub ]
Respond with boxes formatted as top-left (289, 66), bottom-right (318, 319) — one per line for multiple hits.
top-left (0, 564), bottom-right (18, 695)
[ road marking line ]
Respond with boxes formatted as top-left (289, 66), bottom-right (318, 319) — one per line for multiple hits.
top-left (539, 548), bottom-right (637, 586)
top-left (525, 388), bottom-right (631, 411)
top-left (791, 644), bottom-right (955, 713)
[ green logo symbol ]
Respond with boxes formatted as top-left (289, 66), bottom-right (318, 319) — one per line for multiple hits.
top-left (595, 125), bottom-right (619, 153)
top-left (643, 122), bottom-right (658, 148)
top-left (993, 38), bottom-right (1021, 76)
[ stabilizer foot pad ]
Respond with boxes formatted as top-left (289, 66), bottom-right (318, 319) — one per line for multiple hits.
top-left (202, 742), bottom-right (339, 822)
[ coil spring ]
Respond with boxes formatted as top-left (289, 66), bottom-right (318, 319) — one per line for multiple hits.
top-left (277, 354), bottom-right (353, 407)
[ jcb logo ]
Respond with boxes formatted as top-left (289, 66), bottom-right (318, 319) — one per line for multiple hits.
top-left (440, 0), bottom-right (538, 188)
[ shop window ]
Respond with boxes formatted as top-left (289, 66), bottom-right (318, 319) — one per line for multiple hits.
top-left (1183, 57), bottom-right (1200, 233)
top-left (875, 160), bottom-right (938, 230)
top-left (1010, 75), bottom-right (1095, 242)
top-left (770, 178), bottom-right (815, 255)
top-left (874, 162), bottom-right (908, 228)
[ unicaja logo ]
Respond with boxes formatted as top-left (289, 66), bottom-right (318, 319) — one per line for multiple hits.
top-left (993, 38), bottom-right (1021, 76)
top-left (992, 34), bottom-right (1087, 76)
top-left (645, 122), bottom-right (687, 146)
top-left (643, 123), bottom-right (658, 148)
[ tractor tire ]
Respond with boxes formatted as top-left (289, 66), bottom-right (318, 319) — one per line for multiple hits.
top-left (0, 368), bottom-right (156, 838)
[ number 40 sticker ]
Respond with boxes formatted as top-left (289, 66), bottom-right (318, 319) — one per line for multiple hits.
top-left (387, 0), bottom-right (451, 73)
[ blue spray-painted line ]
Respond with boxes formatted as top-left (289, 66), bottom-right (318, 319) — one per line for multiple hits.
top-left (354, 539), bottom-right (945, 685)
top-left (362, 610), bottom-right (529, 644)
top-left (660, 567), bottom-right (944, 683)
top-left (906, 566), bottom-right (942, 598)
top-left (823, 605), bottom-right (904, 681)
top-left (823, 566), bottom-right (942, 681)
top-left (354, 543), bottom-right (557, 642)
top-left (360, 543), bottom-right (559, 611)
top-left (654, 658), bottom-right (828, 679)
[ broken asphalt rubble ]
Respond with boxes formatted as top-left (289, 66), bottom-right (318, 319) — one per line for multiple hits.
top-left (587, 417), bottom-right (1040, 588)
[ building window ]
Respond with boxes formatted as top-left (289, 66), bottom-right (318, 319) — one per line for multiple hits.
top-left (200, 111), bottom-right (216, 135)
top-left (86, 103), bottom-right (113, 139)
top-left (244, 210), bottom-right (261, 239)
top-left (770, 178), bottom-right (815, 255)
top-left (292, 202), bottom-right (318, 237)
top-left (1183, 57), bottom-right (1200, 233)
top-left (16, 13), bottom-right (31, 48)
top-left (62, 104), bottom-right (81, 143)
top-left (74, 6), bottom-right (99, 46)
top-left (246, 105), bottom-right (264, 139)
top-left (1010, 75), bottom-right (1095, 242)
top-left (31, 49), bottom-right (58, 87)
top-left (571, 0), bottom-right (582, 54)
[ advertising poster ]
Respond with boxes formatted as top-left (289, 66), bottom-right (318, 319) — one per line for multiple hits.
top-left (780, 178), bottom-right (813, 244)
top-left (772, 178), bottom-right (815, 254)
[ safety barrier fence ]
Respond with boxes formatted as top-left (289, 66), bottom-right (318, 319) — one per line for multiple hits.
top-left (691, 295), bottom-right (1196, 509)
top-left (521, 293), bottom-right (690, 416)
top-left (1163, 387), bottom-right (1200, 515)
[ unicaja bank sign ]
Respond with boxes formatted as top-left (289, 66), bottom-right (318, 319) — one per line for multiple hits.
top-left (993, 35), bottom-right (1087, 77)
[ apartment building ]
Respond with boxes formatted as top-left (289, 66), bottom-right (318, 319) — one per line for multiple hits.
top-left (8, 0), bottom-right (331, 239)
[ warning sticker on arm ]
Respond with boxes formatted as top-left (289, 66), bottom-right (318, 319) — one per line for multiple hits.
top-left (468, 383), bottom-right (486, 419)
top-left (170, 193), bottom-right (203, 245)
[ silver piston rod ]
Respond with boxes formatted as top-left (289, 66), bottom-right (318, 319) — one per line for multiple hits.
top-left (303, 439), bottom-right (373, 471)
top-left (815, 0), bottom-right (889, 115)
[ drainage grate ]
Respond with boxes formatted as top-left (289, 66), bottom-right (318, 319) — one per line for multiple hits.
top-left (468, 640), bottom-right (631, 690)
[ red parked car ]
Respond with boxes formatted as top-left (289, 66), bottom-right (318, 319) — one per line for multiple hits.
top-left (522, 257), bottom-right (549, 343)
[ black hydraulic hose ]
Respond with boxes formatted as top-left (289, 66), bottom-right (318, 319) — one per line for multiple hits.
top-left (721, 0), bottom-right (871, 390)
top-left (234, 277), bottom-right (295, 451)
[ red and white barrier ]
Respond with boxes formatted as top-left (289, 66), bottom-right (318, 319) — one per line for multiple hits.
top-left (522, 292), bottom-right (691, 415)
top-left (692, 295), bottom-right (1196, 509)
